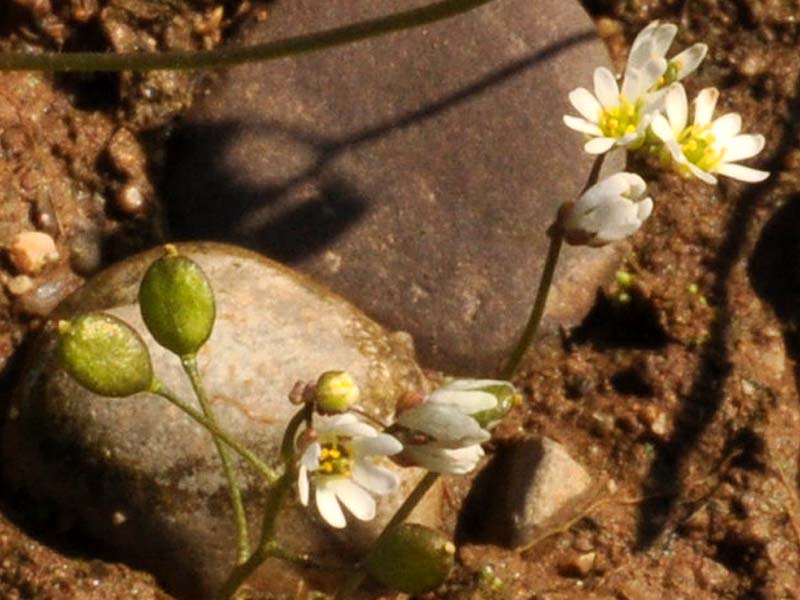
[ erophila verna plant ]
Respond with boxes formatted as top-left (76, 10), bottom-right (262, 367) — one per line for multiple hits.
top-left (52, 17), bottom-right (769, 600)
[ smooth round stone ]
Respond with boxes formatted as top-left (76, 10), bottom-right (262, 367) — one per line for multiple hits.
top-left (1, 242), bottom-right (437, 599)
top-left (164, 0), bottom-right (623, 375)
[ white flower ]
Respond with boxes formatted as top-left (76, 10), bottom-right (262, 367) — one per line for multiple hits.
top-left (561, 172), bottom-right (653, 247)
top-left (651, 84), bottom-right (769, 184)
top-left (564, 20), bottom-right (708, 155)
top-left (394, 379), bottom-right (515, 474)
top-left (298, 413), bottom-right (402, 529)
top-left (625, 20), bottom-right (707, 92)
top-left (563, 65), bottom-right (662, 154)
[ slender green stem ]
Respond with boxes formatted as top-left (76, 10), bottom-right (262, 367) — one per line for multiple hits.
top-left (338, 471), bottom-right (441, 598)
top-left (182, 354), bottom-right (250, 564)
top-left (0, 0), bottom-right (496, 72)
top-left (151, 380), bottom-right (278, 484)
top-left (500, 153), bottom-right (606, 380)
top-left (215, 406), bottom-right (310, 600)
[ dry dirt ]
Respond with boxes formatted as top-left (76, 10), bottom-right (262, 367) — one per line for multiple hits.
top-left (2, 0), bottom-right (800, 599)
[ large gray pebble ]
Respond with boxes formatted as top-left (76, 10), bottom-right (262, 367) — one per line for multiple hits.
top-left (1, 242), bottom-right (437, 599)
top-left (164, 0), bottom-right (623, 375)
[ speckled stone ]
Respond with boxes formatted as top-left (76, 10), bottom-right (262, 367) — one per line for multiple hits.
top-left (164, 0), bottom-right (623, 375)
top-left (1, 242), bottom-right (438, 599)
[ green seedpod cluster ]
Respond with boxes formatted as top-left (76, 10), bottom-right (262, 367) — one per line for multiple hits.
top-left (472, 382), bottom-right (519, 430)
top-left (364, 523), bottom-right (455, 594)
top-left (57, 313), bottom-right (153, 397)
top-left (138, 246), bottom-right (215, 356)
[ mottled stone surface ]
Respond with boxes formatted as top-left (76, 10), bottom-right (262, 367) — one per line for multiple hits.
top-left (1, 242), bottom-right (438, 599)
top-left (458, 436), bottom-right (591, 547)
top-left (505, 436), bottom-right (592, 547)
top-left (164, 0), bottom-right (623, 376)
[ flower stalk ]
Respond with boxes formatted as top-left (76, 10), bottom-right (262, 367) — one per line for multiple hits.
top-left (182, 354), bottom-right (250, 564)
top-left (501, 154), bottom-right (606, 380)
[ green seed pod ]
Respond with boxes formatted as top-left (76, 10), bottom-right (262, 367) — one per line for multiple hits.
top-left (472, 381), bottom-right (519, 430)
top-left (315, 370), bottom-right (360, 414)
top-left (138, 246), bottom-right (215, 356)
top-left (364, 523), bottom-right (455, 594)
top-left (58, 313), bottom-right (153, 397)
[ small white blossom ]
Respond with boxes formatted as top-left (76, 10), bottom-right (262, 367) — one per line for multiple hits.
top-left (563, 65), bottom-right (663, 154)
top-left (394, 379), bottom-right (515, 474)
top-left (561, 172), bottom-right (653, 247)
top-left (651, 84), bottom-right (769, 184)
top-left (298, 413), bottom-right (402, 529)
top-left (625, 20), bottom-right (707, 93)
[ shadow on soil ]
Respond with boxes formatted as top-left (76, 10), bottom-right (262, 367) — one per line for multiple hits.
top-left (635, 77), bottom-right (800, 550)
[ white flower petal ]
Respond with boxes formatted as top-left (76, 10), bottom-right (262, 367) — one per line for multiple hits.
top-left (352, 460), bottom-right (399, 495)
top-left (329, 479), bottom-right (376, 522)
top-left (637, 197), bottom-right (654, 221)
top-left (301, 443), bottom-right (321, 470)
top-left (686, 162), bottom-right (718, 184)
top-left (315, 483), bottom-right (347, 528)
top-left (593, 67), bottom-right (620, 109)
top-left (429, 388), bottom-right (497, 413)
top-left (715, 162), bottom-right (770, 182)
top-left (404, 444), bottom-right (485, 475)
top-left (650, 114), bottom-right (677, 144)
top-left (665, 83), bottom-right (688, 131)
top-left (693, 87), bottom-right (719, 127)
top-left (651, 23), bottom-right (678, 58)
top-left (442, 379), bottom-right (512, 391)
top-left (673, 43), bottom-right (708, 80)
top-left (317, 413), bottom-right (378, 439)
top-left (398, 403), bottom-right (490, 446)
top-left (568, 87), bottom-right (603, 122)
top-left (298, 465), bottom-right (310, 506)
top-left (350, 433), bottom-right (403, 457)
top-left (711, 113), bottom-right (742, 142)
top-left (627, 21), bottom-right (660, 69)
top-left (563, 115), bottom-right (603, 136)
top-left (723, 134), bottom-right (765, 162)
top-left (584, 136), bottom-right (616, 154)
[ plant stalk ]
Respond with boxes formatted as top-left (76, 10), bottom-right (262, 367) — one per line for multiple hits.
top-left (182, 354), bottom-right (250, 564)
top-left (151, 380), bottom-right (278, 484)
top-left (215, 406), bottom-right (310, 600)
top-left (501, 153), bottom-right (606, 380)
top-left (0, 0), bottom-right (496, 72)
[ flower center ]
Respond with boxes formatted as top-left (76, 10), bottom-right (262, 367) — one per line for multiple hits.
top-left (655, 60), bottom-right (682, 89)
top-left (318, 441), bottom-right (352, 477)
top-left (598, 96), bottom-right (642, 139)
top-left (677, 124), bottom-right (725, 171)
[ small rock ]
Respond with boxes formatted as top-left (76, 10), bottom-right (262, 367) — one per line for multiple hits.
top-left (6, 274), bottom-right (34, 296)
top-left (559, 551), bottom-right (595, 577)
top-left (505, 437), bottom-right (592, 546)
top-left (114, 184), bottom-right (147, 216)
top-left (2, 242), bottom-right (437, 600)
top-left (107, 127), bottom-right (146, 179)
top-left (7, 231), bottom-right (59, 274)
top-left (460, 436), bottom-right (592, 547)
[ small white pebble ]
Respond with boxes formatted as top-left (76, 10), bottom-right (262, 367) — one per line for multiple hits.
top-left (6, 275), bottom-right (33, 296)
top-left (112, 511), bottom-right (128, 525)
top-left (8, 231), bottom-right (59, 274)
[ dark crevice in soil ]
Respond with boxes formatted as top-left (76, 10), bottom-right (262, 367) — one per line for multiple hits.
top-left (569, 291), bottom-right (670, 350)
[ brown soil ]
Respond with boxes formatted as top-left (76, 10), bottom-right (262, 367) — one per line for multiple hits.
top-left (2, 0), bottom-right (800, 599)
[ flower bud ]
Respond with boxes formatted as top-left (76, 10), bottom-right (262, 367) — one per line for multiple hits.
top-left (364, 523), bottom-right (455, 594)
top-left (57, 313), bottom-right (153, 397)
top-left (470, 381), bottom-right (519, 430)
top-left (315, 370), bottom-right (360, 413)
top-left (138, 246), bottom-right (215, 356)
top-left (561, 172), bottom-right (653, 247)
